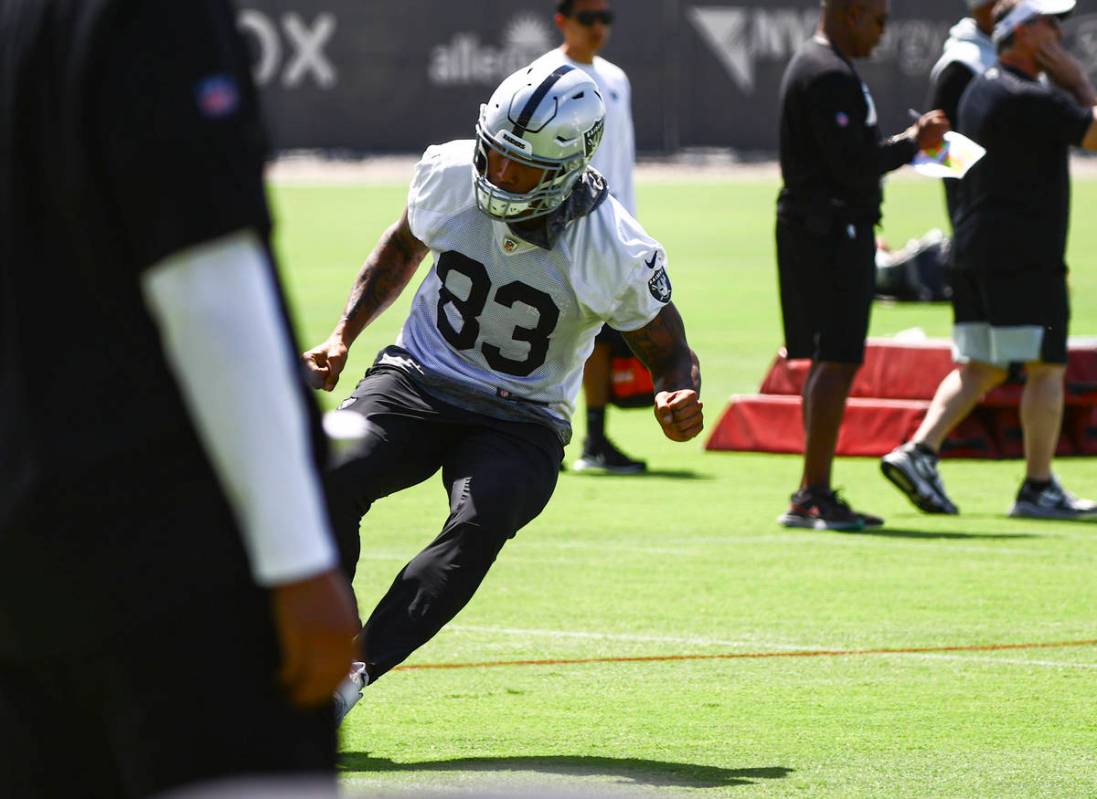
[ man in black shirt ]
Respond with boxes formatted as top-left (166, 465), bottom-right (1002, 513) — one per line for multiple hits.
top-left (0, 1), bottom-right (358, 796)
top-left (775, 0), bottom-right (948, 531)
top-left (882, 0), bottom-right (1097, 520)
top-left (929, 0), bottom-right (998, 224)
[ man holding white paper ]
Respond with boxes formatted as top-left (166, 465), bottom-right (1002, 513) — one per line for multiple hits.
top-left (882, 0), bottom-right (1097, 519)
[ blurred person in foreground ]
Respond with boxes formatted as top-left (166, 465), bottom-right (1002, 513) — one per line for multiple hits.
top-left (929, 0), bottom-right (999, 228)
top-left (0, 1), bottom-right (358, 796)
top-left (881, 0), bottom-right (1097, 519)
top-left (303, 61), bottom-right (702, 718)
top-left (535, 0), bottom-right (647, 474)
top-left (775, 0), bottom-right (949, 531)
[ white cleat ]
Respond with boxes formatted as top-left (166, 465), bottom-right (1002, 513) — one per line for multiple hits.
top-left (1009, 477), bottom-right (1097, 521)
top-left (333, 662), bottom-right (367, 727)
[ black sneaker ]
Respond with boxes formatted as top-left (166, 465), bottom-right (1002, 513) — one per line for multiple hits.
top-left (778, 487), bottom-right (865, 531)
top-left (1009, 477), bottom-right (1097, 521)
top-left (856, 510), bottom-right (885, 529)
top-left (573, 438), bottom-right (647, 475)
top-left (881, 442), bottom-right (959, 515)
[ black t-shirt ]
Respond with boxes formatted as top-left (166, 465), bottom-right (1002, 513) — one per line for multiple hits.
top-left (928, 60), bottom-right (978, 225)
top-left (954, 64), bottom-right (1093, 273)
top-left (0, 0), bottom-right (318, 656)
top-left (777, 37), bottom-right (918, 229)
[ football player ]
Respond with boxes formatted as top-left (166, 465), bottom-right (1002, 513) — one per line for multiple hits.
top-left (303, 62), bottom-right (702, 720)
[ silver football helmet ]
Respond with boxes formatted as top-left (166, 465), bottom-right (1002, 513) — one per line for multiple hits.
top-left (474, 62), bottom-right (606, 223)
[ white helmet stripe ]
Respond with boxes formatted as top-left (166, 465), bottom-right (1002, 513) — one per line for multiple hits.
top-left (511, 64), bottom-right (575, 137)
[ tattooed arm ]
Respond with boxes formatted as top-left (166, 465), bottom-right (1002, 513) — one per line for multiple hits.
top-left (622, 303), bottom-right (704, 442)
top-left (303, 208), bottom-right (430, 392)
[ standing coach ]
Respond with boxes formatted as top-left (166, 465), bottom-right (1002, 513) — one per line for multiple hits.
top-left (775, 0), bottom-right (949, 531)
top-left (882, 0), bottom-right (1097, 520)
top-left (0, 1), bottom-right (358, 797)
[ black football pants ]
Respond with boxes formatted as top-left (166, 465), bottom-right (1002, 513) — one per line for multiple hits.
top-left (326, 368), bottom-right (563, 680)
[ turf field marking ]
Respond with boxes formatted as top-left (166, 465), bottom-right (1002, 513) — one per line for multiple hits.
top-left (358, 536), bottom-right (1037, 567)
top-left (520, 536), bottom-right (1033, 558)
top-left (447, 624), bottom-right (806, 650)
top-left (394, 638), bottom-right (1097, 672)
top-left (902, 653), bottom-right (1097, 670)
top-left (446, 626), bottom-right (1097, 670)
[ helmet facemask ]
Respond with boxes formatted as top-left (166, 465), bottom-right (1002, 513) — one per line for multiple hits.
top-left (473, 65), bottom-right (606, 224)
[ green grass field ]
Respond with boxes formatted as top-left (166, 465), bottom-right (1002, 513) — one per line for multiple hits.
top-left (271, 175), bottom-right (1097, 798)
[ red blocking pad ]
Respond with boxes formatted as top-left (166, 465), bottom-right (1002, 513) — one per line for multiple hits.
top-left (1071, 406), bottom-right (1097, 455)
top-left (986, 407), bottom-right (1075, 459)
top-left (759, 341), bottom-right (955, 401)
top-left (937, 411), bottom-right (999, 459)
top-left (759, 338), bottom-right (1097, 404)
top-left (705, 395), bottom-right (929, 457)
top-left (714, 338), bottom-right (1097, 458)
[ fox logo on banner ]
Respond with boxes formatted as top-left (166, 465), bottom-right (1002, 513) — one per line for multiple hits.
top-left (235, 0), bottom-right (1097, 152)
top-left (238, 10), bottom-right (337, 88)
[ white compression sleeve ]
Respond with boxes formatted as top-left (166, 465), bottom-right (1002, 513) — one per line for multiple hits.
top-left (140, 230), bottom-right (337, 586)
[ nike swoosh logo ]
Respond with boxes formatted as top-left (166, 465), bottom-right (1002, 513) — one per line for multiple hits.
top-left (645, 253), bottom-right (659, 270)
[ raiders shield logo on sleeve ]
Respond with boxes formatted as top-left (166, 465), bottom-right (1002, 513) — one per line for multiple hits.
top-left (648, 267), bottom-right (672, 304)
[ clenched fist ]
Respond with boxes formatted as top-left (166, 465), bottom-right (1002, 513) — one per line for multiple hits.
top-left (654, 389), bottom-right (704, 442)
top-left (302, 337), bottom-right (349, 392)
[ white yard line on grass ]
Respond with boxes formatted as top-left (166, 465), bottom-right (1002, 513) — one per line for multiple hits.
top-left (445, 624), bottom-right (807, 651)
top-left (519, 536), bottom-right (1032, 558)
top-left (442, 625), bottom-right (1097, 671)
top-left (895, 652), bottom-right (1097, 670)
top-left (360, 538), bottom-right (1031, 572)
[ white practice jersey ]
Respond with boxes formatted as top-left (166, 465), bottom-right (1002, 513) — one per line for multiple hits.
top-left (930, 17), bottom-right (996, 85)
top-left (396, 140), bottom-right (671, 426)
top-left (532, 48), bottom-right (636, 216)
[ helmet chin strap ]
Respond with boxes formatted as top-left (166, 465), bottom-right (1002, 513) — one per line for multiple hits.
top-left (473, 133), bottom-right (580, 224)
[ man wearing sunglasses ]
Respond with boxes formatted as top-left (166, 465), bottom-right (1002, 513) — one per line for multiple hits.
top-left (882, 0), bottom-right (1097, 520)
top-left (533, 0), bottom-right (647, 475)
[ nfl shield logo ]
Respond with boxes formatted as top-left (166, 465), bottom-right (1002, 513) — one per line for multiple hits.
top-left (503, 237), bottom-right (519, 253)
top-left (195, 74), bottom-right (240, 119)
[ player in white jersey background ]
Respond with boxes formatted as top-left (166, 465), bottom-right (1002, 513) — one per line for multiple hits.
top-left (534, 0), bottom-right (648, 474)
top-left (302, 61), bottom-right (702, 718)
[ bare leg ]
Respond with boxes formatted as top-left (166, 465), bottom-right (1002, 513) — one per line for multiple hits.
top-left (913, 361), bottom-right (1008, 452)
top-left (1020, 362), bottom-right (1066, 482)
top-left (801, 361), bottom-right (859, 489)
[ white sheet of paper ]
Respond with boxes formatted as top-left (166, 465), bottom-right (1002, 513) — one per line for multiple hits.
top-left (912, 131), bottom-right (986, 180)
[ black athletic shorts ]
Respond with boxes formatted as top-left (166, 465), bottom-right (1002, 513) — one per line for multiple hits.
top-left (776, 217), bottom-right (877, 363)
top-left (951, 268), bottom-right (1069, 365)
top-left (0, 587), bottom-right (336, 798)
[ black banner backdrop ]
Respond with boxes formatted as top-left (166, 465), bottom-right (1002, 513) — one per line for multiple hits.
top-left (237, 0), bottom-right (1097, 154)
